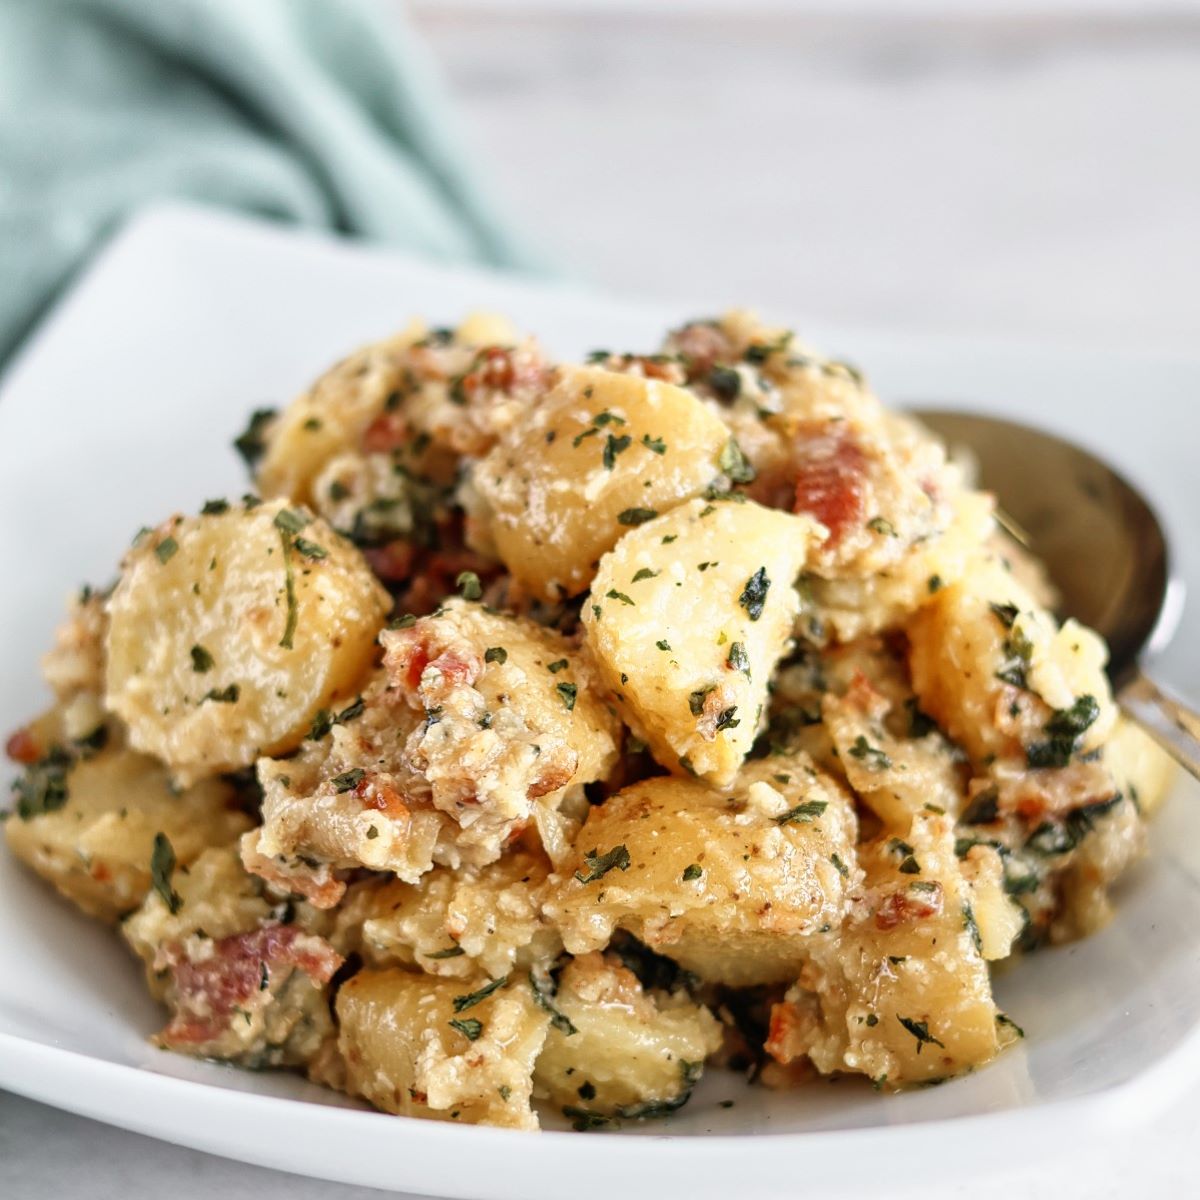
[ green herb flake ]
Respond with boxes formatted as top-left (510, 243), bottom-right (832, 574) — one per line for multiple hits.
top-left (575, 844), bottom-right (631, 884)
top-left (426, 945), bottom-right (465, 960)
top-left (631, 568), bottom-right (659, 582)
top-left (617, 508), bottom-right (658, 527)
top-left (656, 639), bottom-right (672, 652)
top-left (484, 646), bottom-right (508, 665)
top-left (547, 659), bottom-right (569, 673)
top-left (898, 1016), bottom-right (945, 1054)
top-left (12, 747), bottom-right (71, 820)
top-left (927, 574), bottom-right (943, 593)
top-left (449, 1017), bottom-right (484, 1041)
top-left (602, 433), bottom-right (633, 470)
top-left (718, 437), bottom-right (756, 484)
top-left (848, 735), bottom-right (892, 771)
top-left (151, 832), bottom-right (182, 914)
top-left (277, 529), bottom-right (298, 649)
top-left (682, 863), bottom-right (703, 881)
top-left (641, 434), bottom-right (667, 455)
top-left (154, 537), bottom-right (178, 565)
top-left (726, 641), bottom-right (750, 676)
top-left (273, 508), bottom-right (310, 535)
top-left (452, 975), bottom-right (509, 1013)
top-left (201, 499), bottom-right (230, 515)
top-left (867, 516), bottom-right (896, 536)
top-left (203, 684), bottom-right (240, 704)
top-left (529, 973), bottom-right (578, 1036)
top-left (293, 536), bottom-right (327, 560)
top-left (777, 799), bottom-right (828, 826)
top-left (190, 644), bottom-right (214, 673)
top-left (738, 568), bottom-right (770, 621)
top-left (456, 571), bottom-right (483, 601)
top-left (606, 588), bottom-right (635, 606)
top-left (332, 767), bottom-right (365, 793)
top-left (556, 682), bottom-right (578, 711)
top-left (830, 852), bottom-right (849, 878)
top-left (233, 408), bottom-right (277, 468)
top-left (708, 365), bottom-right (741, 401)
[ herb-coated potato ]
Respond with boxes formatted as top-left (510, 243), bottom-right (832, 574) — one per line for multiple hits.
top-left (5, 723), bottom-right (248, 923)
top-left (766, 813), bottom-right (1008, 1088)
top-left (333, 849), bottom-right (560, 980)
top-left (583, 497), bottom-right (813, 785)
top-left (1105, 717), bottom-right (1175, 818)
top-left (104, 499), bottom-right (389, 783)
top-left (331, 968), bottom-right (549, 1130)
top-left (471, 365), bottom-right (733, 600)
top-left (545, 756), bottom-right (858, 987)
top-left (531, 952), bottom-right (721, 1120)
top-left (122, 845), bottom-right (341, 1068)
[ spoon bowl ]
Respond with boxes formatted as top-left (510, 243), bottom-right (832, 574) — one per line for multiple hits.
top-left (912, 407), bottom-right (1198, 774)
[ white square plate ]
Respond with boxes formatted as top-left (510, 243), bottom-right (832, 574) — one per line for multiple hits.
top-left (2, 204), bottom-right (1198, 1200)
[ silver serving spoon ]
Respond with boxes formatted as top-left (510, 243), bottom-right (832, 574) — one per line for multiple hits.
top-left (913, 409), bottom-right (1200, 779)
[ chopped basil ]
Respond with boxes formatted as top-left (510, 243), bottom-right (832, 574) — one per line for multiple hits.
top-left (233, 408), bottom-right (277, 468)
top-left (556, 682), bottom-right (578, 711)
top-left (963, 903), bottom-right (983, 954)
top-left (452, 975), bottom-right (509, 1013)
top-left (641, 434), bottom-right (667, 455)
top-left (574, 844), bottom-right (631, 883)
top-left (606, 588), bottom-right (634, 606)
top-left (989, 601), bottom-right (1019, 630)
top-left (201, 499), bottom-right (230, 515)
top-left (617, 508), bottom-right (658, 527)
top-left (727, 641), bottom-right (750, 676)
top-left (848, 735), bottom-right (892, 771)
top-left (603, 433), bottom-right (632, 470)
top-left (714, 706), bottom-right (740, 731)
top-left (331, 767), bottom-right (365, 792)
top-left (718, 437), bottom-right (756, 484)
top-left (151, 832), bottom-right (182, 914)
top-left (12, 747), bottom-right (71, 820)
top-left (897, 1016), bottom-right (944, 1054)
top-left (293, 536), bottom-right (327, 560)
top-left (277, 529), bottom-right (298, 649)
top-left (927, 574), bottom-right (943, 593)
top-left (456, 571), bottom-right (483, 601)
top-left (830, 853), bottom-right (849, 878)
top-left (738, 568), bottom-right (770, 621)
top-left (656, 639), bottom-right (672, 651)
top-left (484, 646), bottom-right (508, 665)
top-left (190, 644), bottom-right (214, 673)
top-left (426, 945), bottom-right (465, 960)
top-left (996, 1013), bottom-right (1025, 1038)
top-left (682, 863), bottom-right (703, 881)
top-left (529, 972), bottom-right (578, 1036)
top-left (995, 628), bottom-right (1034, 689)
top-left (867, 516), bottom-right (896, 536)
top-left (202, 684), bottom-right (240, 703)
top-left (547, 659), bottom-right (569, 673)
top-left (905, 698), bottom-right (938, 738)
top-left (631, 568), bottom-right (659, 582)
top-left (449, 1017), bottom-right (483, 1041)
top-left (777, 799), bottom-right (828, 826)
top-left (961, 788), bottom-right (1000, 825)
top-left (154, 537), bottom-right (178, 565)
top-left (273, 508), bottom-right (310, 535)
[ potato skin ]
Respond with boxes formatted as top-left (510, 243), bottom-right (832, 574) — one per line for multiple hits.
top-left (472, 365), bottom-right (732, 599)
top-left (104, 499), bottom-right (389, 782)
top-left (545, 756), bottom-right (858, 987)
top-left (531, 952), bottom-right (721, 1118)
top-left (332, 968), bottom-right (549, 1129)
top-left (5, 721), bottom-right (248, 923)
top-left (583, 497), bottom-right (813, 785)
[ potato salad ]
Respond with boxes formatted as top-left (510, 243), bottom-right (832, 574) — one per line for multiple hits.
top-left (4, 311), bottom-right (1173, 1130)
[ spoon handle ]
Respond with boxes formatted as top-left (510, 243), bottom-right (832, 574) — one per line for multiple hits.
top-left (1118, 671), bottom-right (1200, 782)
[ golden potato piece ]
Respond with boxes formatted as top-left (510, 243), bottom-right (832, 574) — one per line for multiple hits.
top-left (545, 757), bottom-right (857, 986)
top-left (766, 813), bottom-right (1007, 1088)
top-left (1105, 716), bottom-right (1175, 818)
top-left (332, 968), bottom-right (549, 1129)
top-left (584, 497), bottom-right (813, 785)
top-left (333, 849), bottom-right (560, 980)
top-left (5, 728), bottom-right (248, 923)
top-left (122, 845), bottom-right (340, 1068)
top-left (532, 952), bottom-right (721, 1123)
top-left (471, 365), bottom-right (733, 600)
top-left (104, 499), bottom-right (389, 782)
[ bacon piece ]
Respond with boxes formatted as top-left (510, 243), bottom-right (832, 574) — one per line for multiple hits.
top-left (5, 727), bottom-right (41, 764)
top-left (158, 923), bottom-right (342, 1047)
top-left (671, 322), bottom-right (737, 377)
top-left (765, 1000), bottom-right (806, 1064)
top-left (355, 774), bottom-right (411, 820)
top-left (385, 626), bottom-right (483, 700)
top-left (874, 883), bottom-right (944, 931)
top-left (363, 540), bottom-right (417, 584)
top-left (527, 749), bottom-right (578, 799)
top-left (361, 411), bottom-right (411, 455)
top-left (240, 835), bottom-right (346, 909)
top-left (790, 423), bottom-right (870, 546)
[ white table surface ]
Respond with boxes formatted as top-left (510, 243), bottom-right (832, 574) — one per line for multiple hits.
top-left (4, 4), bottom-right (1198, 1196)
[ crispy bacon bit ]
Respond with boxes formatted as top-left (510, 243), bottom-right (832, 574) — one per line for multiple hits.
top-left (845, 670), bottom-right (889, 720)
top-left (526, 750), bottom-right (577, 799)
top-left (875, 883), bottom-right (944, 931)
top-left (765, 1001), bottom-right (805, 1064)
top-left (362, 412), bottom-right (411, 455)
top-left (790, 423), bottom-right (870, 547)
top-left (363, 540), bottom-right (417, 583)
top-left (240, 834), bottom-right (346, 909)
top-left (355, 775), bottom-right (411, 820)
top-left (458, 346), bottom-right (551, 402)
top-left (671, 322), bottom-right (736, 377)
top-left (158, 923), bottom-right (342, 1048)
top-left (385, 628), bottom-right (482, 700)
top-left (5, 727), bottom-right (41, 764)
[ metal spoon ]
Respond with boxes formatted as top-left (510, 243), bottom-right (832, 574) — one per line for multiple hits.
top-left (913, 408), bottom-right (1200, 779)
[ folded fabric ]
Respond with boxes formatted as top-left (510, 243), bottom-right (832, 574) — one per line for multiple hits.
top-left (0, 0), bottom-right (543, 366)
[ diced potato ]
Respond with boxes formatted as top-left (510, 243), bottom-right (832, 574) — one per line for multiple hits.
top-left (907, 552), bottom-right (1117, 766)
top-left (1105, 716), bottom-right (1175, 818)
top-left (5, 727), bottom-right (248, 923)
top-left (41, 587), bottom-right (108, 702)
top-left (332, 968), bottom-right (549, 1130)
top-left (122, 845), bottom-right (341, 1068)
top-left (246, 600), bottom-right (622, 903)
top-left (532, 953), bottom-right (721, 1121)
top-left (471, 365), bottom-right (733, 600)
top-left (583, 497), bottom-right (813, 784)
top-left (545, 757), bottom-right (858, 987)
top-left (958, 843), bottom-right (1026, 962)
top-left (105, 499), bottom-right (389, 783)
top-left (766, 813), bottom-right (1006, 1088)
top-left (333, 849), bottom-right (561, 980)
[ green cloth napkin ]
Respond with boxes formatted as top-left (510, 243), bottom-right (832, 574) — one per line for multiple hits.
top-left (0, 0), bottom-right (542, 365)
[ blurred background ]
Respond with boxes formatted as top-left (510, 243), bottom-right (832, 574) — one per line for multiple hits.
top-left (406, 0), bottom-right (1198, 352)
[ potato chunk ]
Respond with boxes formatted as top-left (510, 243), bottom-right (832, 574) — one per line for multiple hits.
top-left (765, 813), bottom-right (1008, 1088)
top-left (532, 952), bottom-right (721, 1123)
top-left (245, 600), bottom-right (621, 903)
top-left (122, 845), bottom-right (341, 1068)
top-left (5, 725), bottom-right (248, 923)
top-left (545, 757), bottom-right (858, 986)
top-left (471, 365), bottom-right (732, 599)
top-left (105, 499), bottom-right (389, 782)
top-left (332, 968), bottom-right (549, 1129)
top-left (333, 849), bottom-right (561, 980)
top-left (584, 498), bottom-right (813, 784)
